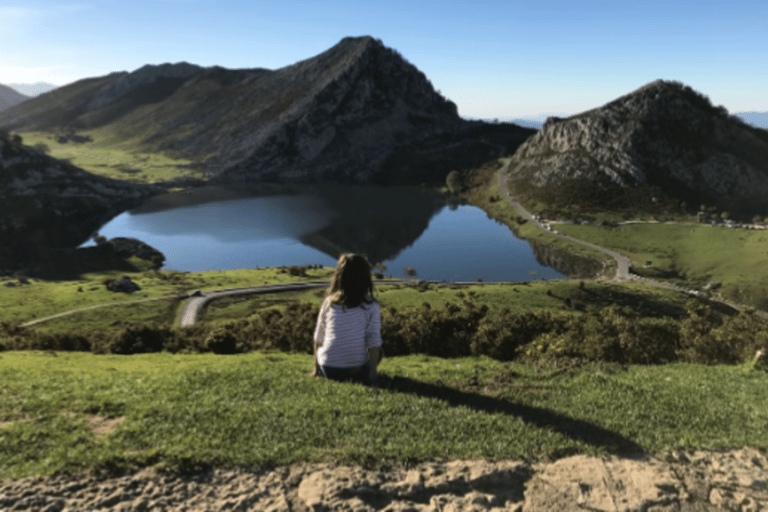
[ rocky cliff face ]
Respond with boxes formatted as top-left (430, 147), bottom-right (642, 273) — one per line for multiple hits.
top-left (507, 80), bottom-right (768, 213)
top-left (0, 37), bottom-right (531, 186)
top-left (0, 135), bottom-right (158, 268)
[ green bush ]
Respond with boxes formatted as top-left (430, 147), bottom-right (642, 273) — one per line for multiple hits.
top-left (99, 325), bottom-right (167, 355)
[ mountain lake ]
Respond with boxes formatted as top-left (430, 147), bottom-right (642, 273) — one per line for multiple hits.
top-left (84, 184), bottom-right (566, 282)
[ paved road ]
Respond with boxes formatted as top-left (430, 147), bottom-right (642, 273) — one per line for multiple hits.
top-left (177, 278), bottom-right (495, 328)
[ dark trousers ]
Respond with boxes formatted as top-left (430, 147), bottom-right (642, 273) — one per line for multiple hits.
top-left (320, 362), bottom-right (371, 384)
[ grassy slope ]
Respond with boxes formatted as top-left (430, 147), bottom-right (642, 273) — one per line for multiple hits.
top-left (6, 267), bottom-right (696, 332)
top-left (17, 130), bottom-right (200, 184)
top-left (1, 267), bottom-right (335, 331)
top-left (554, 223), bottom-right (768, 307)
top-left (1, 351), bottom-right (766, 479)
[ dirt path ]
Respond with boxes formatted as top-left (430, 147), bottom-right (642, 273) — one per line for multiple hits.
top-left (1, 448), bottom-right (766, 511)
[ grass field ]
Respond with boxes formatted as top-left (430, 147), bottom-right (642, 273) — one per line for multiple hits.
top-left (1, 351), bottom-right (766, 480)
top-left (553, 223), bottom-right (768, 308)
top-left (17, 129), bottom-right (201, 184)
top-left (0, 267), bottom-right (336, 330)
top-left (4, 265), bottom-right (698, 332)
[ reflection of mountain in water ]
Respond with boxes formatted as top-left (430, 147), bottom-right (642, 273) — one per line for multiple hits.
top-left (125, 184), bottom-right (446, 264)
top-left (298, 186), bottom-right (446, 264)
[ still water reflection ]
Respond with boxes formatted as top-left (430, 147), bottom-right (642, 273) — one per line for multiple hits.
top-left (87, 185), bottom-right (565, 282)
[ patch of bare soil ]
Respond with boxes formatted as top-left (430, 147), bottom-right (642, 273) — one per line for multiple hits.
top-left (0, 448), bottom-right (766, 511)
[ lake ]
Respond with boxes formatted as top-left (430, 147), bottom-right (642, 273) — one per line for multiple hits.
top-left (85, 185), bottom-right (566, 282)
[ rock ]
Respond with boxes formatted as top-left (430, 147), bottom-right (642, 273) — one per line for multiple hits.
top-left (4, 281), bottom-right (16, 287)
top-left (106, 237), bottom-right (165, 268)
top-left (107, 278), bottom-right (141, 293)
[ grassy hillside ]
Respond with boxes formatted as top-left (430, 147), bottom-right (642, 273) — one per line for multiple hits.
top-left (17, 130), bottom-right (201, 184)
top-left (553, 223), bottom-right (768, 308)
top-left (1, 351), bottom-right (766, 479)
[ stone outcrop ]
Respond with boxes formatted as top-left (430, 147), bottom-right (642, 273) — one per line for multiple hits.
top-left (106, 277), bottom-right (141, 293)
top-left (1, 449), bottom-right (766, 511)
top-left (0, 37), bottom-right (533, 186)
top-left (507, 80), bottom-right (768, 214)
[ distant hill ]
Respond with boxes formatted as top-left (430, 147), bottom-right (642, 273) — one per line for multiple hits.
top-left (0, 37), bottom-right (533, 186)
top-left (736, 112), bottom-right (768, 129)
top-left (0, 84), bottom-right (29, 113)
top-left (7, 82), bottom-right (58, 97)
top-left (507, 80), bottom-right (768, 216)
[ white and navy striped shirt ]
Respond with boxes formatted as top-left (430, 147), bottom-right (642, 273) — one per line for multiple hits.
top-left (314, 297), bottom-right (382, 368)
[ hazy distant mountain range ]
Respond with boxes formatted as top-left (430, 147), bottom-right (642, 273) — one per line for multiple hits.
top-left (7, 82), bottom-right (58, 97)
top-left (735, 112), bottom-right (768, 129)
top-left (0, 84), bottom-right (29, 112)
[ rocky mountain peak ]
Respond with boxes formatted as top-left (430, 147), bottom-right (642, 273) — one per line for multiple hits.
top-left (87, 62), bottom-right (206, 110)
top-left (508, 79), bottom-right (768, 214)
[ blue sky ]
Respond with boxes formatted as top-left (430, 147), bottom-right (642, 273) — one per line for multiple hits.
top-left (1, 0), bottom-right (765, 118)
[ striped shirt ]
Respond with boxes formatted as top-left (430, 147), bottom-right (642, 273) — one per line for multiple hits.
top-left (314, 297), bottom-right (382, 368)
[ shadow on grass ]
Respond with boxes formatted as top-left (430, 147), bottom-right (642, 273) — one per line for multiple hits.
top-left (375, 373), bottom-right (645, 456)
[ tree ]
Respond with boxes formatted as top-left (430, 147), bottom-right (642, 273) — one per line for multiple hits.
top-left (720, 211), bottom-right (730, 221)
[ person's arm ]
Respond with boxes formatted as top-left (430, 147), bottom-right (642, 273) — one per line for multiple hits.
top-left (310, 300), bottom-right (327, 376)
top-left (367, 347), bottom-right (381, 382)
top-left (364, 303), bottom-right (383, 382)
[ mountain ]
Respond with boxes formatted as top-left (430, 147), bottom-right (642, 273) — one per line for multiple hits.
top-left (736, 112), bottom-right (768, 129)
top-left (7, 82), bottom-right (58, 97)
top-left (0, 84), bottom-right (29, 113)
top-left (0, 37), bottom-right (533, 185)
top-left (506, 80), bottom-right (768, 215)
top-left (0, 133), bottom-right (159, 269)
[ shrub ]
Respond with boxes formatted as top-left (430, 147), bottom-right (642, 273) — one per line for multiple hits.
top-left (102, 325), bottom-right (167, 354)
top-left (204, 324), bottom-right (239, 354)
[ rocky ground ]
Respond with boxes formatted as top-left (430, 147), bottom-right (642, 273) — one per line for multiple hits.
top-left (1, 448), bottom-right (766, 511)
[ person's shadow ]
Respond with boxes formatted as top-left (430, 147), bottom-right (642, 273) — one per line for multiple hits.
top-left (374, 373), bottom-right (645, 456)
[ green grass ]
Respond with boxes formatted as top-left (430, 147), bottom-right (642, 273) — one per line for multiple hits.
top-left (18, 129), bottom-right (201, 184)
top-left (1, 267), bottom-right (336, 330)
top-left (553, 223), bottom-right (768, 307)
top-left (5, 267), bottom-right (699, 332)
top-left (1, 351), bottom-right (766, 479)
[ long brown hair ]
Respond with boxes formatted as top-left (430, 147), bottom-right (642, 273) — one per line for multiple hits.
top-left (326, 253), bottom-right (376, 308)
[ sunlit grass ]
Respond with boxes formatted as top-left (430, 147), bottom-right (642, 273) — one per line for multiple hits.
top-left (17, 130), bottom-right (200, 183)
top-left (1, 351), bottom-right (766, 479)
top-left (554, 223), bottom-right (768, 307)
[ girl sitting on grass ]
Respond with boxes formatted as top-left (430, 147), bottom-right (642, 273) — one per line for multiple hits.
top-left (312, 253), bottom-right (382, 384)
